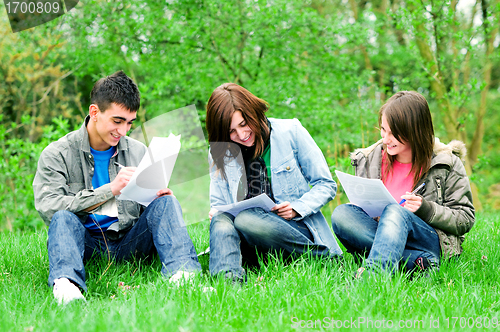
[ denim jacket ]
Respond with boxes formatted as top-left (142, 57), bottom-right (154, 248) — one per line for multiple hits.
top-left (33, 116), bottom-right (147, 239)
top-left (351, 139), bottom-right (475, 258)
top-left (209, 118), bottom-right (342, 255)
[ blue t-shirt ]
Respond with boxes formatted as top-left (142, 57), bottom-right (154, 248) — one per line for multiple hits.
top-left (84, 146), bottom-right (118, 233)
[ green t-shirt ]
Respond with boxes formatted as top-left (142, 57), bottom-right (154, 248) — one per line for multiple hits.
top-left (262, 142), bottom-right (271, 183)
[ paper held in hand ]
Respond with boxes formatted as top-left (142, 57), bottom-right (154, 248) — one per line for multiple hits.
top-left (117, 134), bottom-right (181, 206)
top-left (335, 170), bottom-right (397, 218)
top-left (212, 193), bottom-right (276, 217)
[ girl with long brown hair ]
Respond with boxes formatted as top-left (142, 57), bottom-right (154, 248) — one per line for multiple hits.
top-left (331, 91), bottom-right (475, 278)
top-left (206, 83), bottom-right (342, 282)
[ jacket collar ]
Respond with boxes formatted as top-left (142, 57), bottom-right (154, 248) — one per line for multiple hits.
top-left (351, 139), bottom-right (382, 160)
top-left (431, 138), bottom-right (466, 166)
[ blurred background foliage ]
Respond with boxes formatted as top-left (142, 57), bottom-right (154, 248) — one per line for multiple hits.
top-left (0, 0), bottom-right (499, 231)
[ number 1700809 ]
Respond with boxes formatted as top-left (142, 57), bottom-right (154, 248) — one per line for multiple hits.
top-left (5, 2), bottom-right (61, 14)
top-left (444, 316), bottom-right (499, 329)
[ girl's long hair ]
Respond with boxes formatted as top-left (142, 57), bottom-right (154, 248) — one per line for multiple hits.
top-left (379, 91), bottom-right (434, 188)
top-left (206, 83), bottom-right (270, 181)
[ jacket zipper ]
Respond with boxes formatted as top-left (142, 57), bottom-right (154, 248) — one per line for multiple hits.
top-left (436, 178), bottom-right (443, 205)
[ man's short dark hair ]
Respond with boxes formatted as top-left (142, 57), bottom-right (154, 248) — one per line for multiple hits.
top-left (90, 71), bottom-right (140, 112)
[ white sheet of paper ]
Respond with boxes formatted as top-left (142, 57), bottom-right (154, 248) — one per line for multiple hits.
top-left (117, 134), bottom-right (181, 206)
top-left (213, 194), bottom-right (276, 217)
top-left (335, 170), bottom-right (397, 217)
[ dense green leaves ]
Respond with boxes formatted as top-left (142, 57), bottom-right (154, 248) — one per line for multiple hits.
top-left (0, 0), bottom-right (499, 230)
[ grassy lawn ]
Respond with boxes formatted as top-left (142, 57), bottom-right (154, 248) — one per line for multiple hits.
top-left (1, 212), bottom-right (499, 332)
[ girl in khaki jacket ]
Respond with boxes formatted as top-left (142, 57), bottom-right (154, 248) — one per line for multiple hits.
top-left (331, 91), bottom-right (475, 278)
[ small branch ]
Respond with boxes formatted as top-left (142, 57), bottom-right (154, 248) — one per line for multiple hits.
top-left (252, 46), bottom-right (264, 81)
top-left (4, 123), bottom-right (27, 135)
top-left (429, 0), bottom-right (442, 75)
top-left (211, 36), bottom-right (236, 81)
top-left (32, 64), bottom-right (82, 106)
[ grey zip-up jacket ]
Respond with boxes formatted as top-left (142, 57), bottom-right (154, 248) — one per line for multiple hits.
top-left (33, 116), bottom-right (147, 240)
top-left (351, 139), bottom-right (475, 258)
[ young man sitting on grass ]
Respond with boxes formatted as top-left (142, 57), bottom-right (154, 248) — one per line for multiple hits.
top-left (33, 71), bottom-right (202, 305)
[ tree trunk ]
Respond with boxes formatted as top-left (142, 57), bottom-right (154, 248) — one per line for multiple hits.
top-left (468, 0), bottom-right (499, 168)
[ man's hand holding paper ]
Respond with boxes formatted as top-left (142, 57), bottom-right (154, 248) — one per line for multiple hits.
top-left (117, 134), bottom-right (181, 206)
top-left (111, 167), bottom-right (137, 196)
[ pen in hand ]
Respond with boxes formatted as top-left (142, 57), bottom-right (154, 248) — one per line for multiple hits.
top-left (114, 162), bottom-right (125, 169)
top-left (399, 182), bottom-right (425, 205)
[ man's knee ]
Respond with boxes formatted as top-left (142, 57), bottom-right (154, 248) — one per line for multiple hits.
top-left (145, 196), bottom-right (183, 225)
top-left (48, 211), bottom-right (86, 248)
top-left (149, 195), bottom-right (179, 210)
top-left (50, 210), bottom-right (82, 231)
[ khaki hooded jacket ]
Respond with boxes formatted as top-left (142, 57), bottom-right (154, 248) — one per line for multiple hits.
top-left (350, 139), bottom-right (475, 258)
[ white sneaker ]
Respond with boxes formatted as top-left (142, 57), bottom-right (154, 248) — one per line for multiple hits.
top-left (168, 271), bottom-right (196, 286)
top-left (53, 278), bottom-right (85, 305)
top-left (202, 286), bottom-right (216, 293)
top-left (168, 271), bottom-right (216, 293)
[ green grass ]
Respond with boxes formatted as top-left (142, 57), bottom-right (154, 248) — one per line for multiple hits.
top-left (1, 213), bottom-right (500, 332)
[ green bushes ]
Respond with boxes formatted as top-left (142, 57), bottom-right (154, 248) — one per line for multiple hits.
top-left (0, 116), bottom-right (72, 232)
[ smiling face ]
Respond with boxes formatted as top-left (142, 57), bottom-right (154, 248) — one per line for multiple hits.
top-left (229, 111), bottom-right (255, 147)
top-left (380, 113), bottom-right (412, 164)
top-left (87, 103), bottom-right (136, 151)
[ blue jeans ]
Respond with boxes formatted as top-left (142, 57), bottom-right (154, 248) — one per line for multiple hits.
top-left (209, 208), bottom-right (334, 279)
top-left (331, 203), bottom-right (440, 272)
top-left (47, 196), bottom-right (201, 291)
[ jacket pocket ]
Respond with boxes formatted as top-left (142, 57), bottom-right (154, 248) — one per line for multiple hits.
top-left (423, 176), bottom-right (444, 205)
top-left (272, 152), bottom-right (301, 199)
top-left (122, 200), bottom-right (141, 220)
top-left (435, 177), bottom-right (443, 205)
top-left (68, 183), bottom-right (85, 196)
